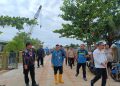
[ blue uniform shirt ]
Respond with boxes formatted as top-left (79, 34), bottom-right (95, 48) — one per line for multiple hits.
top-left (77, 49), bottom-right (88, 63)
top-left (51, 50), bottom-right (64, 67)
top-left (60, 48), bottom-right (66, 58)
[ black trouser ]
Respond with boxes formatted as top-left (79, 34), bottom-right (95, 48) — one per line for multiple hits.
top-left (54, 66), bottom-right (63, 75)
top-left (65, 58), bottom-right (68, 65)
top-left (68, 58), bottom-right (71, 66)
top-left (107, 62), bottom-right (112, 69)
top-left (76, 63), bottom-right (86, 78)
top-left (37, 57), bottom-right (44, 67)
top-left (91, 68), bottom-right (107, 86)
top-left (69, 58), bottom-right (74, 69)
top-left (23, 65), bottom-right (36, 85)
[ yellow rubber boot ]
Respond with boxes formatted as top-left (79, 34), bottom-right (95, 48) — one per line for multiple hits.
top-left (54, 74), bottom-right (58, 84)
top-left (59, 74), bottom-right (64, 84)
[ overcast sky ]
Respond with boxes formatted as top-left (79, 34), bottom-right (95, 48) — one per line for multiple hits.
top-left (0, 0), bottom-right (83, 48)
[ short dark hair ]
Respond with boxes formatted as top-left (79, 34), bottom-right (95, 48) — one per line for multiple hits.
top-left (26, 42), bottom-right (32, 47)
top-left (56, 44), bottom-right (59, 46)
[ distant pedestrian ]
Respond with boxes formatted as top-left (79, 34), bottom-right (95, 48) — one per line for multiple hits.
top-left (22, 42), bottom-right (38, 86)
top-left (51, 44), bottom-right (64, 84)
top-left (104, 44), bottom-right (113, 70)
top-left (75, 44), bottom-right (89, 81)
top-left (65, 47), bottom-right (69, 65)
top-left (37, 45), bottom-right (45, 68)
top-left (91, 42), bottom-right (107, 86)
top-left (67, 47), bottom-right (75, 69)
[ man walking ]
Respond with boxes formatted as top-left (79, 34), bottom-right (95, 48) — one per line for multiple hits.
top-left (22, 42), bottom-right (38, 86)
top-left (51, 44), bottom-right (64, 84)
top-left (67, 47), bottom-right (75, 69)
top-left (91, 42), bottom-right (107, 86)
top-left (37, 45), bottom-right (45, 68)
top-left (75, 44), bottom-right (89, 81)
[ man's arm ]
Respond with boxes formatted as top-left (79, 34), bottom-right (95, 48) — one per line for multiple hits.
top-left (51, 52), bottom-right (54, 65)
top-left (85, 50), bottom-right (90, 58)
top-left (22, 51), bottom-right (29, 69)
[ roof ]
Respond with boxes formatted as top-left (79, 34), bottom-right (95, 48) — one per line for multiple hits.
top-left (0, 40), bottom-right (8, 44)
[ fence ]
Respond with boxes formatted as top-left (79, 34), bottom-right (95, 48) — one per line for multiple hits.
top-left (0, 52), bottom-right (20, 70)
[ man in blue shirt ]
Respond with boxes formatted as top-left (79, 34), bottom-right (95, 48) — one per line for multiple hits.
top-left (75, 44), bottom-right (89, 81)
top-left (51, 44), bottom-right (64, 84)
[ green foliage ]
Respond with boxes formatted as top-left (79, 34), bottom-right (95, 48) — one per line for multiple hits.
top-left (54, 0), bottom-right (120, 45)
top-left (0, 16), bottom-right (37, 30)
top-left (30, 38), bottom-right (44, 49)
top-left (4, 32), bottom-right (43, 52)
top-left (0, 31), bottom-right (2, 34)
top-left (64, 44), bottom-right (79, 49)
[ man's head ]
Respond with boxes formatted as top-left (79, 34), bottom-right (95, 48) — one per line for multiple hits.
top-left (56, 44), bottom-right (60, 51)
top-left (26, 42), bottom-right (32, 49)
top-left (97, 42), bottom-right (105, 50)
top-left (60, 45), bottom-right (63, 48)
top-left (80, 44), bottom-right (85, 50)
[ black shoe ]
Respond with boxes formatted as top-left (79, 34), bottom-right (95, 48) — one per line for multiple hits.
top-left (32, 84), bottom-right (39, 86)
top-left (75, 73), bottom-right (78, 77)
top-left (91, 81), bottom-right (94, 86)
top-left (83, 77), bottom-right (87, 81)
top-left (26, 84), bottom-right (29, 86)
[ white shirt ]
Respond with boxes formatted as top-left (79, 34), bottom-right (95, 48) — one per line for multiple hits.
top-left (93, 49), bottom-right (107, 68)
top-left (68, 49), bottom-right (75, 58)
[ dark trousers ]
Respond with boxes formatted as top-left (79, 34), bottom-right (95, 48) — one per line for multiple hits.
top-left (76, 63), bottom-right (86, 78)
top-left (54, 66), bottom-right (63, 75)
top-left (107, 62), bottom-right (112, 69)
top-left (37, 57), bottom-right (44, 67)
top-left (69, 58), bottom-right (74, 69)
top-left (68, 58), bottom-right (70, 66)
top-left (65, 58), bottom-right (68, 65)
top-left (91, 68), bottom-right (107, 86)
top-left (23, 65), bottom-right (36, 85)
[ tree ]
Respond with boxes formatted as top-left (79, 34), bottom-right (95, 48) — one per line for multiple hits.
top-left (54, 0), bottom-right (120, 47)
top-left (0, 15), bottom-right (37, 30)
top-left (4, 32), bottom-right (43, 52)
top-left (30, 38), bottom-right (44, 49)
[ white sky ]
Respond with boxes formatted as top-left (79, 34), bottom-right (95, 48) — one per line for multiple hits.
top-left (0, 0), bottom-right (83, 48)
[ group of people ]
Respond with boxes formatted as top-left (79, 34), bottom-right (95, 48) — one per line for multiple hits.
top-left (22, 42), bottom-right (114, 86)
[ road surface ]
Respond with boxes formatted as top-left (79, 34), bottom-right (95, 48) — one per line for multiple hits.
top-left (0, 55), bottom-right (119, 86)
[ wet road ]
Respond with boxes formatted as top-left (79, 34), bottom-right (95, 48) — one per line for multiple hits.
top-left (0, 55), bottom-right (120, 86)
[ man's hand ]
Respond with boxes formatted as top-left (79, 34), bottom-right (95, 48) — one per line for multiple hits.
top-left (85, 55), bottom-right (90, 58)
top-left (101, 63), bottom-right (107, 68)
top-left (24, 65), bottom-right (28, 70)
